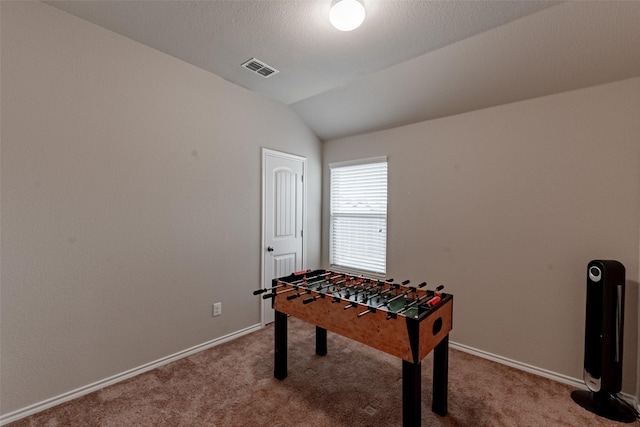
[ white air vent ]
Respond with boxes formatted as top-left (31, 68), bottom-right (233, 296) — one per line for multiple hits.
top-left (241, 58), bottom-right (279, 78)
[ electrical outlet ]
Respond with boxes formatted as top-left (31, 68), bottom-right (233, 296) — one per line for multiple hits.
top-left (213, 302), bottom-right (222, 317)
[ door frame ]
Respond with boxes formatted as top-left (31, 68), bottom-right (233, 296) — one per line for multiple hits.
top-left (261, 148), bottom-right (307, 326)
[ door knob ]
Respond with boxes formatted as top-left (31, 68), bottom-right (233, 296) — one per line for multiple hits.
top-left (267, 246), bottom-right (274, 252)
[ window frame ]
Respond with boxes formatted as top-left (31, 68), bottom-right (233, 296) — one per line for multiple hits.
top-left (329, 156), bottom-right (388, 277)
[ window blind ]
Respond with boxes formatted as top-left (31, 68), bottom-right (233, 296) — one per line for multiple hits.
top-left (330, 158), bottom-right (387, 275)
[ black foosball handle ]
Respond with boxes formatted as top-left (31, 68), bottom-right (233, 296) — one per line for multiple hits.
top-left (303, 296), bottom-right (320, 304)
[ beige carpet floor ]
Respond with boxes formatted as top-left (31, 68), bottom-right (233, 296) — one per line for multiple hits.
top-left (8, 317), bottom-right (638, 426)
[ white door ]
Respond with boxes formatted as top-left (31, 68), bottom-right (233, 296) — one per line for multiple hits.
top-left (262, 149), bottom-right (306, 325)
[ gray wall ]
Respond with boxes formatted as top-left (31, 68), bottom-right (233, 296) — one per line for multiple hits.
top-left (2, 0), bottom-right (639, 418)
top-left (323, 77), bottom-right (640, 395)
top-left (0, 1), bottom-right (321, 415)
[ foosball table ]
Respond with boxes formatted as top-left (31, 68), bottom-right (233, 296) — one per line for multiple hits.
top-left (254, 269), bottom-right (453, 427)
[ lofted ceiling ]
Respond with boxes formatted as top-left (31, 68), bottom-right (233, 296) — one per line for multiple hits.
top-left (45, 0), bottom-right (640, 141)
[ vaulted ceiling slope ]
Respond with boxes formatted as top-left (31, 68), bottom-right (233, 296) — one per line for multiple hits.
top-left (45, 1), bottom-right (640, 141)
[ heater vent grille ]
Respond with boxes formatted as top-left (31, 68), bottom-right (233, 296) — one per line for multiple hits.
top-left (241, 58), bottom-right (279, 78)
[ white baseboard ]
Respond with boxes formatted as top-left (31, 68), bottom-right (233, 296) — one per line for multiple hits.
top-left (0, 323), bottom-right (263, 426)
top-left (450, 341), bottom-right (639, 410)
top-left (3, 328), bottom-right (637, 425)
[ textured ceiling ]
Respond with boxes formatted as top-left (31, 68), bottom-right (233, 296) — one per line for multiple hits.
top-left (45, 1), bottom-right (640, 141)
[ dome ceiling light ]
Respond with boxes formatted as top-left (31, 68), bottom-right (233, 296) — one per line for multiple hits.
top-left (329, 0), bottom-right (366, 32)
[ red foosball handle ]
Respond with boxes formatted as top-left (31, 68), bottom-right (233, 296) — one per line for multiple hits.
top-left (426, 295), bottom-right (441, 307)
top-left (293, 269), bottom-right (311, 276)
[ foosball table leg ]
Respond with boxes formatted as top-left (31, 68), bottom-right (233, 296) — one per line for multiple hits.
top-left (315, 326), bottom-right (327, 356)
top-left (432, 334), bottom-right (449, 416)
top-left (274, 310), bottom-right (288, 380)
top-left (402, 360), bottom-right (422, 427)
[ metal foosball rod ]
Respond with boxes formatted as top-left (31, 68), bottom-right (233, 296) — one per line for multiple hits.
top-left (342, 289), bottom-right (369, 309)
top-left (386, 281), bottom-right (426, 305)
top-left (366, 278), bottom-right (401, 299)
top-left (340, 281), bottom-right (362, 300)
top-left (343, 279), bottom-right (392, 310)
top-left (302, 273), bottom-right (358, 304)
top-left (374, 280), bottom-right (411, 308)
top-left (263, 282), bottom-right (312, 300)
top-left (329, 276), bottom-right (359, 299)
top-left (331, 286), bottom-right (344, 303)
top-left (262, 286), bottom-right (296, 299)
top-left (356, 306), bottom-right (377, 318)
top-left (358, 280), bottom-right (418, 318)
top-left (328, 278), bottom-right (359, 300)
top-left (265, 282), bottom-right (313, 300)
top-left (302, 293), bottom-right (325, 304)
top-left (284, 281), bottom-right (321, 300)
top-left (381, 282), bottom-right (426, 319)
top-left (253, 284), bottom-right (283, 295)
top-left (343, 299), bottom-right (358, 310)
top-left (395, 285), bottom-right (445, 315)
top-left (358, 280), bottom-right (388, 304)
top-left (297, 273), bottom-right (361, 305)
top-left (345, 284), bottom-right (378, 310)
top-left (325, 273), bottom-right (345, 286)
top-left (331, 279), bottom-right (347, 288)
top-left (290, 271), bottom-right (330, 285)
top-left (329, 281), bottom-right (347, 303)
top-left (264, 271), bottom-right (344, 300)
top-left (302, 276), bottom-right (365, 305)
top-left (361, 280), bottom-right (395, 304)
top-left (351, 278), bottom-right (380, 301)
top-left (348, 278), bottom-right (399, 311)
top-left (339, 276), bottom-right (368, 297)
top-left (354, 280), bottom-right (394, 317)
top-left (253, 272), bottom-right (329, 296)
top-left (336, 276), bottom-right (356, 288)
top-left (386, 294), bottom-right (430, 319)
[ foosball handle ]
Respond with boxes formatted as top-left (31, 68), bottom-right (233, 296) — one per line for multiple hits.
top-left (253, 288), bottom-right (267, 295)
top-left (426, 295), bottom-right (441, 307)
top-left (262, 292), bottom-right (276, 300)
top-left (286, 293), bottom-right (301, 300)
top-left (408, 282), bottom-right (426, 293)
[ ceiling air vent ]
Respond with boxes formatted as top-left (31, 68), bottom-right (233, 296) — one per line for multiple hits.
top-left (241, 58), bottom-right (279, 78)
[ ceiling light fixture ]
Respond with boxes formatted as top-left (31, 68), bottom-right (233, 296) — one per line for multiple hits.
top-left (329, 0), bottom-right (365, 32)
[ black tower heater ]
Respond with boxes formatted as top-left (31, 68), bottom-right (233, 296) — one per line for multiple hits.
top-left (571, 260), bottom-right (635, 423)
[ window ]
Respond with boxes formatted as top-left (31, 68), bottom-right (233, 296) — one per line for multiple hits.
top-left (330, 157), bottom-right (388, 275)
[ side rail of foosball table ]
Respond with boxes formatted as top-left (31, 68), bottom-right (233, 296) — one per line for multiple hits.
top-left (273, 288), bottom-right (452, 364)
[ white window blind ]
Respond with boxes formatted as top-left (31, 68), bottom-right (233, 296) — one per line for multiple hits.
top-left (330, 158), bottom-right (387, 275)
